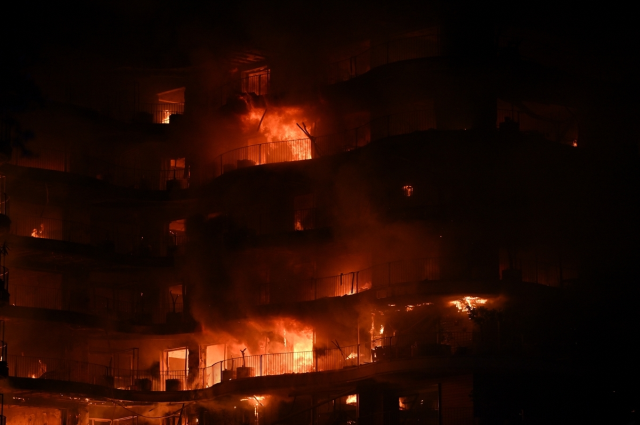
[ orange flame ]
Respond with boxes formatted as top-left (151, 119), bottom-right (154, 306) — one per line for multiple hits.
top-left (31, 223), bottom-right (44, 238)
top-left (346, 395), bottom-right (358, 405)
top-left (450, 296), bottom-right (488, 312)
top-left (242, 104), bottom-right (314, 161)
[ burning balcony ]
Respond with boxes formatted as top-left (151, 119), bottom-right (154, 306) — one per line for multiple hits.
top-left (212, 109), bottom-right (435, 179)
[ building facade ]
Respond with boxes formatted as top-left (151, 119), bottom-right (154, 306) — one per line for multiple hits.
top-left (0, 16), bottom-right (636, 425)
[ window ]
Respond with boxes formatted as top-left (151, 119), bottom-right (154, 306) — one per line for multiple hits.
top-left (156, 87), bottom-right (185, 124)
top-left (241, 67), bottom-right (270, 96)
top-left (168, 284), bottom-right (184, 313)
top-left (166, 159), bottom-right (189, 188)
top-left (164, 347), bottom-right (188, 390)
top-left (294, 193), bottom-right (316, 231)
top-left (168, 219), bottom-right (187, 246)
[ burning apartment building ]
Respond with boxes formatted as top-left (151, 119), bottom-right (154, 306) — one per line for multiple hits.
top-left (0, 3), bottom-right (638, 425)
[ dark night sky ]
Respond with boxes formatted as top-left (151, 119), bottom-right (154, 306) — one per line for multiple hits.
top-left (2, 0), bottom-right (637, 84)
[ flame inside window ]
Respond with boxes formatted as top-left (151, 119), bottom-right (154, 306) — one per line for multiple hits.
top-left (346, 395), bottom-right (358, 405)
top-left (403, 185), bottom-right (414, 197)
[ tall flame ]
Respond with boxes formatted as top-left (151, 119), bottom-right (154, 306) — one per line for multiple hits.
top-left (242, 104), bottom-right (314, 161)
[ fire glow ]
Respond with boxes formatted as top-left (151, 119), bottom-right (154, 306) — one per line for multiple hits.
top-left (31, 224), bottom-right (44, 238)
top-left (450, 296), bottom-right (488, 312)
top-left (346, 395), bottom-right (358, 405)
top-left (242, 104), bottom-right (314, 161)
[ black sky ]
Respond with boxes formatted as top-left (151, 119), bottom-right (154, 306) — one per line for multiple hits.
top-left (2, 0), bottom-right (636, 84)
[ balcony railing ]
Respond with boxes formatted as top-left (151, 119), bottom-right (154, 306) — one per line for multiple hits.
top-left (326, 33), bottom-right (441, 84)
top-left (8, 355), bottom-right (112, 386)
top-left (8, 216), bottom-right (185, 257)
top-left (8, 148), bottom-right (189, 191)
top-left (7, 282), bottom-right (181, 324)
top-left (8, 149), bottom-right (69, 172)
top-left (138, 103), bottom-right (185, 124)
top-left (208, 109), bottom-right (436, 180)
top-left (499, 253), bottom-right (578, 287)
top-left (220, 72), bottom-right (271, 103)
top-left (8, 284), bottom-right (63, 310)
top-left (371, 332), bottom-right (477, 359)
top-left (260, 257), bottom-right (440, 304)
top-left (9, 216), bottom-right (91, 244)
top-left (8, 332), bottom-right (487, 393)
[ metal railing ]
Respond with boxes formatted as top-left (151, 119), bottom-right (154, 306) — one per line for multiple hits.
top-left (9, 148), bottom-right (69, 172)
top-left (202, 344), bottom-right (359, 388)
top-left (8, 108), bottom-right (436, 188)
top-left (7, 283), bottom-right (178, 324)
top-left (208, 109), bottom-right (436, 180)
top-left (220, 71), bottom-right (271, 104)
top-left (8, 355), bottom-right (112, 386)
top-left (138, 103), bottom-right (185, 124)
top-left (242, 72), bottom-right (270, 96)
top-left (7, 284), bottom-right (63, 310)
top-left (9, 147), bottom-right (189, 191)
top-left (371, 332), bottom-right (476, 359)
top-left (9, 216), bottom-right (91, 244)
top-left (7, 345), bottom-right (359, 391)
top-left (8, 216), bottom-right (186, 257)
top-left (499, 254), bottom-right (578, 287)
top-left (7, 331), bottom-right (484, 392)
top-left (263, 257), bottom-right (440, 304)
top-left (326, 33), bottom-right (441, 84)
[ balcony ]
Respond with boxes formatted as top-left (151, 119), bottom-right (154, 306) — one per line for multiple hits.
top-left (7, 333), bottom-right (485, 394)
top-left (6, 278), bottom-right (183, 326)
top-left (326, 32), bottom-right (441, 84)
top-left (9, 216), bottom-right (186, 258)
top-left (258, 257), bottom-right (440, 305)
top-left (206, 109), bottom-right (436, 181)
top-left (6, 151), bottom-right (189, 191)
